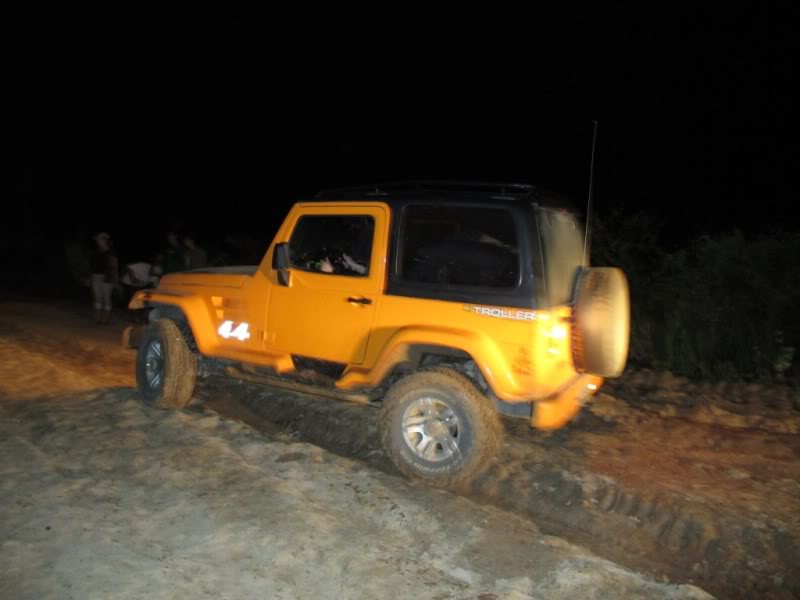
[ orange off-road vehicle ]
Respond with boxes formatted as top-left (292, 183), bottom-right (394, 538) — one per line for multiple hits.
top-left (124, 181), bottom-right (630, 485)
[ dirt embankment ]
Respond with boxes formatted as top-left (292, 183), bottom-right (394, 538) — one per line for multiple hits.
top-left (0, 302), bottom-right (713, 599)
top-left (199, 375), bottom-right (800, 600)
top-left (1, 299), bottom-right (798, 598)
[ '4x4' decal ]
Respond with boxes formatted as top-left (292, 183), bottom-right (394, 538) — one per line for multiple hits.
top-left (217, 321), bottom-right (251, 341)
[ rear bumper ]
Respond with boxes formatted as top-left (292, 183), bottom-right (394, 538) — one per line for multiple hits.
top-left (122, 325), bottom-right (146, 349)
top-left (532, 373), bottom-right (603, 429)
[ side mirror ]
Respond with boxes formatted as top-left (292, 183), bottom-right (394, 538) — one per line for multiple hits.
top-left (272, 242), bottom-right (291, 286)
top-left (272, 242), bottom-right (290, 270)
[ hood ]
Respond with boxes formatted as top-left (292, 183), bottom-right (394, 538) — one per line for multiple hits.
top-left (185, 266), bottom-right (259, 275)
top-left (163, 265), bottom-right (258, 289)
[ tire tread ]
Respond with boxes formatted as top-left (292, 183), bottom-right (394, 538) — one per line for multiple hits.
top-left (379, 366), bottom-right (500, 487)
top-left (136, 319), bottom-right (198, 409)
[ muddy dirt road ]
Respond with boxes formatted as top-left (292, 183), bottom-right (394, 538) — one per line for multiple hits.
top-left (1, 299), bottom-right (798, 598)
top-left (199, 381), bottom-right (800, 600)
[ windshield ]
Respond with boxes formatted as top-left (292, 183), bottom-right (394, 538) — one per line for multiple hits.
top-left (536, 206), bottom-right (586, 307)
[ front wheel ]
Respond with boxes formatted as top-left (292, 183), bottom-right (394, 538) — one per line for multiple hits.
top-left (380, 367), bottom-right (501, 487)
top-left (136, 319), bottom-right (198, 409)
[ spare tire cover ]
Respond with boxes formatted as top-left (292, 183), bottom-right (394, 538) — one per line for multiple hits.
top-left (572, 267), bottom-right (630, 378)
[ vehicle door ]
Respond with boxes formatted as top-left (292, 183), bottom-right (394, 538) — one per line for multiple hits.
top-left (266, 205), bottom-right (386, 365)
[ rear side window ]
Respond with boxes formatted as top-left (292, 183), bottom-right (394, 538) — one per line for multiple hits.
top-left (289, 215), bottom-right (374, 277)
top-left (399, 205), bottom-right (520, 288)
top-left (537, 207), bottom-right (585, 307)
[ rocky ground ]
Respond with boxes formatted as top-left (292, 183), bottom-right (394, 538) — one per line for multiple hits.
top-left (1, 298), bottom-right (798, 598)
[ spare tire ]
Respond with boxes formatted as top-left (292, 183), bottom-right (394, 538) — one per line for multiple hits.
top-left (572, 267), bottom-right (630, 378)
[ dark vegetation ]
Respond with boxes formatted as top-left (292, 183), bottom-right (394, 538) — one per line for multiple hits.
top-left (592, 211), bottom-right (799, 384)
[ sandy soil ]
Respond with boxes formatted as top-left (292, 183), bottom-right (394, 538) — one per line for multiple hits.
top-left (0, 300), bottom-right (712, 599)
top-left (203, 382), bottom-right (800, 599)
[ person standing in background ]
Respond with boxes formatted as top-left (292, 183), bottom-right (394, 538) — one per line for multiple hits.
top-left (91, 232), bottom-right (118, 324)
top-left (164, 232), bottom-right (185, 274)
top-left (183, 235), bottom-right (208, 270)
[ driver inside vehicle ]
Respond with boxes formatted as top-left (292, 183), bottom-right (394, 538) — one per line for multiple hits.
top-left (290, 214), bottom-right (373, 277)
top-left (315, 252), bottom-right (367, 275)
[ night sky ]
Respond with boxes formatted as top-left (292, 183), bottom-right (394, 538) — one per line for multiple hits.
top-left (4, 5), bottom-right (797, 263)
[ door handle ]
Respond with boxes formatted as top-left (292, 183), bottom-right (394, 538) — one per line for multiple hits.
top-left (347, 296), bottom-right (372, 305)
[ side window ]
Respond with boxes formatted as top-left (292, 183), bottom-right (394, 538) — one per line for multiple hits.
top-left (288, 215), bottom-right (375, 277)
top-left (400, 205), bottom-right (520, 287)
top-left (537, 207), bottom-right (585, 307)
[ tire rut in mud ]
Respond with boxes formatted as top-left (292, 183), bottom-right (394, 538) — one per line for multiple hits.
top-left (198, 379), bottom-right (799, 600)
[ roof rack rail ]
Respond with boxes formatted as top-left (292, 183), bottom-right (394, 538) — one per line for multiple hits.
top-left (314, 180), bottom-right (536, 199)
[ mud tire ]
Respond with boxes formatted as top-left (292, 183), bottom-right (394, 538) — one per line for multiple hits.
top-left (572, 267), bottom-right (630, 378)
top-left (380, 367), bottom-right (501, 487)
top-left (136, 319), bottom-right (198, 409)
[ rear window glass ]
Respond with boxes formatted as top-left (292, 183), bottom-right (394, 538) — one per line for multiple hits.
top-left (399, 205), bottom-right (520, 288)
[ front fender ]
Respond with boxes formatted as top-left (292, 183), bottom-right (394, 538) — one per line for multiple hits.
top-left (128, 289), bottom-right (217, 355)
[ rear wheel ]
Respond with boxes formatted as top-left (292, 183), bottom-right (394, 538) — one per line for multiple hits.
top-left (380, 367), bottom-right (501, 487)
top-left (136, 319), bottom-right (197, 409)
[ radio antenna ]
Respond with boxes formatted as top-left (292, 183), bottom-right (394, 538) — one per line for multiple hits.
top-left (582, 120), bottom-right (598, 266)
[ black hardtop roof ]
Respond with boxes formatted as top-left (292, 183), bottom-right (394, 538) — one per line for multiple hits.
top-left (309, 180), bottom-right (576, 211)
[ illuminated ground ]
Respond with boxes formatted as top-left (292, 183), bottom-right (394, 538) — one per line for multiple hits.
top-left (1, 299), bottom-right (796, 598)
